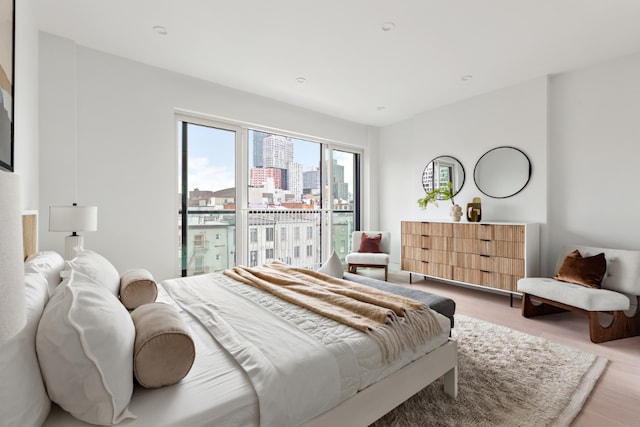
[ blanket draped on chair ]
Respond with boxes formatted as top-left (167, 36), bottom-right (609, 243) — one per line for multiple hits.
top-left (224, 261), bottom-right (443, 362)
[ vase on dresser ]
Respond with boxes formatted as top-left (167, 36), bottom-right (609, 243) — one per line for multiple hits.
top-left (449, 204), bottom-right (462, 222)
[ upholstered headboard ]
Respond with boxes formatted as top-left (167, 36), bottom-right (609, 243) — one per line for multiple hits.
top-left (22, 211), bottom-right (38, 260)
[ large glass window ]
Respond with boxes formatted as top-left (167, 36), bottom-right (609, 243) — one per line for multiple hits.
top-left (331, 150), bottom-right (359, 262)
top-left (179, 117), bottom-right (361, 275)
top-left (178, 121), bottom-right (237, 276)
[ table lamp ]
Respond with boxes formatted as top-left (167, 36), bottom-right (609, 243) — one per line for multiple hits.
top-left (49, 204), bottom-right (98, 260)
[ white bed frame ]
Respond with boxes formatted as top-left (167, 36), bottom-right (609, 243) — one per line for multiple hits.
top-left (303, 339), bottom-right (458, 426)
top-left (20, 212), bottom-right (458, 427)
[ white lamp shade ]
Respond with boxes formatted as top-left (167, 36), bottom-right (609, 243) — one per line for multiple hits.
top-left (49, 206), bottom-right (98, 232)
top-left (0, 171), bottom-right (26, 342)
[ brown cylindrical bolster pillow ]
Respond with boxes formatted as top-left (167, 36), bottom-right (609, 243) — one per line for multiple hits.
top-left (131, 303), bottom-right (195, 388)
top-left (120, 268), bottom-right (158, 310)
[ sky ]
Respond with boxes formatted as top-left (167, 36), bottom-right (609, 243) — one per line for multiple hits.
top-left (180, 122), bottom-right (354, 195)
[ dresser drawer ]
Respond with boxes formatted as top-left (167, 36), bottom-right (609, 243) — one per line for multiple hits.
top-left (422, 249), bottom-right (452, 264)
top-left (420, 222), bottom-right (453, 237)
top-left (422, 236), bottom-right (453, 251)
top-left (479, 272), bottom-right (519, 292)
top-left (422, 261), bottom-right (453, 280)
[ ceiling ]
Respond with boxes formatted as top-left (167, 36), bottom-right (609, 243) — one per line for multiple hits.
top-left (36, 0), bottom-right (640, 127)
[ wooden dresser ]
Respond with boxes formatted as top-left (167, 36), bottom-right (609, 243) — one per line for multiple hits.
top-left (401, 221), bottom-right (539, 295)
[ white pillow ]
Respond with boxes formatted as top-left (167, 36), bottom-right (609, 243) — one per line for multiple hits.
top-left (65, 250), bottom-right (120, 295)
top-left (0, 273), bottom-right (51, 427)
top-left (36, 270), bottom-right (136, 425)
top-left (24, 250), bottom-right (65, 295)
top-left (317, 250), bottom-right (344, 278)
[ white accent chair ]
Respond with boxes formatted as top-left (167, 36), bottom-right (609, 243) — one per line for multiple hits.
top-left (345, 231), bottom-right (390, 281)
top-left (518, 245), bottom-right (640, 343)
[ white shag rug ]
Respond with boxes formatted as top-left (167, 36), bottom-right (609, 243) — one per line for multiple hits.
top-left (371, 314), bottom-right (607, 427)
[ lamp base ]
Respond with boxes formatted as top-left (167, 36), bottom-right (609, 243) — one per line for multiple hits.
top-left (64, 234), bottom-right (84, 260)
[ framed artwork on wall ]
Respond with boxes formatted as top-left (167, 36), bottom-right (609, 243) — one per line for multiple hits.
top-left (0, 0), bottom-right (14, 172)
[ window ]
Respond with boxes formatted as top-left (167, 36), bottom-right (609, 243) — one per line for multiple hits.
top-left (331, 150), bottom-right (359, 263)
top-left (178, 120), bottom-right (237, 277)
top-left (179, 116), bottom-right (361, 274)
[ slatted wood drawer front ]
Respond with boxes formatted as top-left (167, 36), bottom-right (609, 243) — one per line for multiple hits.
top-left (422, 236), bottom-right (453, 251)
top-left (422, 261), bottom-right (453, 280)
top-left (421, 222), bottom-right (453, 237)
top-left (423, 249), bottom-right (452, 264)
top-left (480, 271), bottom-right (520, 292)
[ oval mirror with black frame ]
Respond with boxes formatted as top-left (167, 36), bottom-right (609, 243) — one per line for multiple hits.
top-left (473, 146), bottom-right (531, 198)
top-left (422, 155), bottom-right (465, 199)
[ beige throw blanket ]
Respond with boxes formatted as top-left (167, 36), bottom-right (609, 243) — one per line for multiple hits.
top-left (224, 261), bottom-right (443, 363)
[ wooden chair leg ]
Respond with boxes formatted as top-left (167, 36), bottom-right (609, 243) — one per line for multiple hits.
top-left (521, 293), bottom-right (568, 317)
top-left (588, 308), bottom-right (640, 343)
top-left (384, 266), bottom-right (388, 281)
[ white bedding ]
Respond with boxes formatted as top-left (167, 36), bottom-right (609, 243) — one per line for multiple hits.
top-left (44, 272), bottom-right (451, 427)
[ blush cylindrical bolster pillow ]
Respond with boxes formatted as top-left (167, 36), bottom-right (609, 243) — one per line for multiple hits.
top-left (120, 269), bottom-right (158, 310)
top-left (130, 303), bottom-right (195, 389)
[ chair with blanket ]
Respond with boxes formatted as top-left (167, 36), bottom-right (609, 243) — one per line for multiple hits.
top-left (345, 231), bottom-right (390, 281)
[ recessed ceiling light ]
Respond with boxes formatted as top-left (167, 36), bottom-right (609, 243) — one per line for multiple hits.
top-left (153, 26), bottom-right (168, 35)
top-left (377, 106), bottom-right (386, 111)
top-left (296, 77), bottom-right (306, 83)
top-left (461, 75), bottom-right (473, 81)
top-left (381, 22), bottom-right (395, 32)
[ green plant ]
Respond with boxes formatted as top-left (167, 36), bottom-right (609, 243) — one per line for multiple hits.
top-left (417, 182), bottom-right (455, 210)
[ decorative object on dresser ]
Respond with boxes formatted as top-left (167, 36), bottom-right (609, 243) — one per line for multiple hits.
top-left (49, 204), bottom-right (98, 260)
top-left (465, 197), bottom-right (482, 222)
top-left (401, 221), bottom-right (539, 305)
top-left (345, 231), bottom-right (391, 281)
top-left (473, 146), bottom-right (532, 199)
top-left (518, 245), bottom-right (640, 343)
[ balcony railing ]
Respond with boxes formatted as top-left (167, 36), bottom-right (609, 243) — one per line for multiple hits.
top-left (179, 208), bottom-right (355, 276)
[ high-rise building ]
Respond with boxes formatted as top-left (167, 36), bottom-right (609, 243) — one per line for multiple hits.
top-left (287, 162), bottom-right (303, 201)
top-left (263, 135), bottom-right (293, 169)
top-left (252, 131), bottom-right (269, 168)
top-left (332, 160), bottom-right (349, 201)
top-left (303, 167), bottom-right (320, 194)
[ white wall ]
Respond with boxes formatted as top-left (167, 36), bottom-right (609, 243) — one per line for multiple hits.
top-left (14, 0), bottom-right (39, 209)
top-left (547, 52), bottom-right (640, 270)
top-left (379, 77), bottom-right (548, 271)
top-left (39, 33), bottom-right (374, 280)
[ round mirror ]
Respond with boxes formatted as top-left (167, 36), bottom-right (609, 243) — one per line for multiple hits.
top-left (422, 155), bottom-right (465, 199)
top-left (473, 146), bottom-right (531, 198)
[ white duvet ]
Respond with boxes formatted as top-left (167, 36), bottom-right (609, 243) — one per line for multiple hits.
top-left (44, 272), bottom-right (451, 427)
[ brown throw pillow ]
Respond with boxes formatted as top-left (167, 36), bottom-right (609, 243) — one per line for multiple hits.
top-left (120, 269), bottom-right (158, 310)
top-left (553, 250), bottom-right (606, 289)
top-left (358, 232), bottom-right (383, 253)
top-left (131, 303), bottom-right (195, 389)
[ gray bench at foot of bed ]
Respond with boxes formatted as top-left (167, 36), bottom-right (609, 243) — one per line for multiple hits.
top-left (343, 272), bottom-right (456, 328)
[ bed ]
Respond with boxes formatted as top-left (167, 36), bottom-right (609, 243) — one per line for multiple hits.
top-left (7, 209), bottom-right (458, 427)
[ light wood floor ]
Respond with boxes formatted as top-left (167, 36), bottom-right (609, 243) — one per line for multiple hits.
top-left (362, 269), bottom-right (640, 427)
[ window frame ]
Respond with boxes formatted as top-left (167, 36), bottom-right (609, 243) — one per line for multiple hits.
top-left (177, 112), bottom-right (363, 275)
